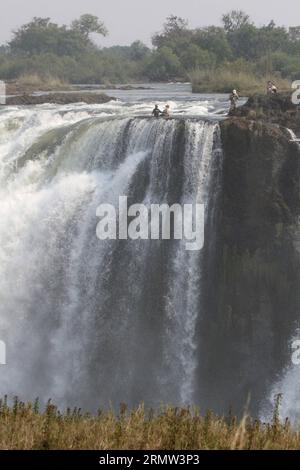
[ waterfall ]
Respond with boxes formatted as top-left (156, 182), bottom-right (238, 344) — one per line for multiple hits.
top-left (0, 107), bottom-right (221, 410)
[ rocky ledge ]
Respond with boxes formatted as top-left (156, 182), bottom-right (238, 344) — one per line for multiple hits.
top-left (3, 92), bottom-right (116, 106)
top-left (230, 92), bottom-right (300, 135)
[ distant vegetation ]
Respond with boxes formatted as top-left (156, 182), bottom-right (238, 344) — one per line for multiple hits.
top-left (0, 395), bottom-right (299, 450)
top-left (189, 67), bottom-right (292, 95)
top-left (0, 11), bottom-right (300, 93)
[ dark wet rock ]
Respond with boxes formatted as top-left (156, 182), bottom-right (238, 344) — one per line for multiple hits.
top-left (3, 92), bottom-right (116, 106)
top-left (231, 93), bottom-right (300, 135)
top-left (198, 93), bottom-right (300, 416)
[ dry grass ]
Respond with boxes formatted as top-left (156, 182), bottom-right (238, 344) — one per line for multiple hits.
top-left (0, 396), bottom-right (299, 450)
top-left (17, 73), bottom-right (69, 89)
top-left (189, 68), bottom-right (291, 96)
top-left (6, 74), bottom-right (71, 95)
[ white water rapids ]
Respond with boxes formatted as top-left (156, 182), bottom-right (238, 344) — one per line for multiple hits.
top-left (0, 93), bottom-right (222, 410)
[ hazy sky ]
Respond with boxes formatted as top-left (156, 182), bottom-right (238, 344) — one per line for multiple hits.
top-left (1, 0), bottom-right (299, 47)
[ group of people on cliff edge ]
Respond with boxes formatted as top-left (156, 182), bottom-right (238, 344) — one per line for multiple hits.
top-left (152, 81), bottom-right (279, 119)
top-left (229, 80), bottom-right (278, 114)
top-left (152, 104), bottom-right (171, 119)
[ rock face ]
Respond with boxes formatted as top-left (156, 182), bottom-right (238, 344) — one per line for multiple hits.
top-left (231, 93), bottom-right (300, 134)
top-left (3, 92), bottom-right (115, 106)
top-left (198, 95), bottom-right (300, 416)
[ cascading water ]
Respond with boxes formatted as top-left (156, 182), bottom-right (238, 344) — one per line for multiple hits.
top-left (0, 104), bottom-right (222, 411)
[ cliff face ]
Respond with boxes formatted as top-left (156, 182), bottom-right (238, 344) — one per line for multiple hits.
top-left (232, 93), bottom-right (300, 134)
top-left (198, 95), bottom-right (300, 416)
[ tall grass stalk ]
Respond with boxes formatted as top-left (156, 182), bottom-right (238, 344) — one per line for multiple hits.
top-left (0, 397), bottom-right (298, 450)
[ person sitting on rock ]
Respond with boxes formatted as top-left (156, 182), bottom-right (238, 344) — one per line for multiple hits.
top-left (161, 104), bottom-right (171, 119)
top-left (152, 104), bottom-right (162, 118)
top-left (229, 89), bottom-right (239, 112)
top-left (267, 81), bottom-right (278, 94)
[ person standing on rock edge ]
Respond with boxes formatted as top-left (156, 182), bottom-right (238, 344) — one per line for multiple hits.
top-left (229, 89), bottom-right (239, 113)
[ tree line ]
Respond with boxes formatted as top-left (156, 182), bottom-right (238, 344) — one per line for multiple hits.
top-left (0, 11), bottom-right (299, 85)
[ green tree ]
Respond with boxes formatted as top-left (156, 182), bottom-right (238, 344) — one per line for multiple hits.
top-left (9, 17), bottom-right (91, 57)
top-left (2, 11), bottom-right (300, 85)
top-left (193, 27), bottom-right (232, 62)
top-left (227, 21), bottom-right (289, 61)
top-left (129, 41), bottom-right (150, 61)
top-left (222, 10), bottom-right (251, 33)
top-left (180, 44), bottom-right (216, 70)
top-left (9, 15), bottom-right (108, 58)
top-left (289, 26), bottom-right (300, 42)
top-left (227, 24), bottom-right (260, 60)
top-left (71, 14), bottom-right (108, 39)
top-left (258, 22), bottom-right (289, 54)
top-left (152, 15), bottom-right (190, 50)
top-left (145, 46), bottom-right (181, 80)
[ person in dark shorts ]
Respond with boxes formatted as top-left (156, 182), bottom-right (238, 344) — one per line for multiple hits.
top-left (152, 105), bottom-right (162, 118)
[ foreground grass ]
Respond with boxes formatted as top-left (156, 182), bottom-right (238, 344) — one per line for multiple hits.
top-left (0, 396), bottom-right (299, 450)
top-left (189, 68), bottom-right (291, 95)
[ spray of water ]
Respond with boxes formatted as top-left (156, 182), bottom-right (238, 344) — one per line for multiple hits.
top-left (0, 106), bottom-right (221, 410)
